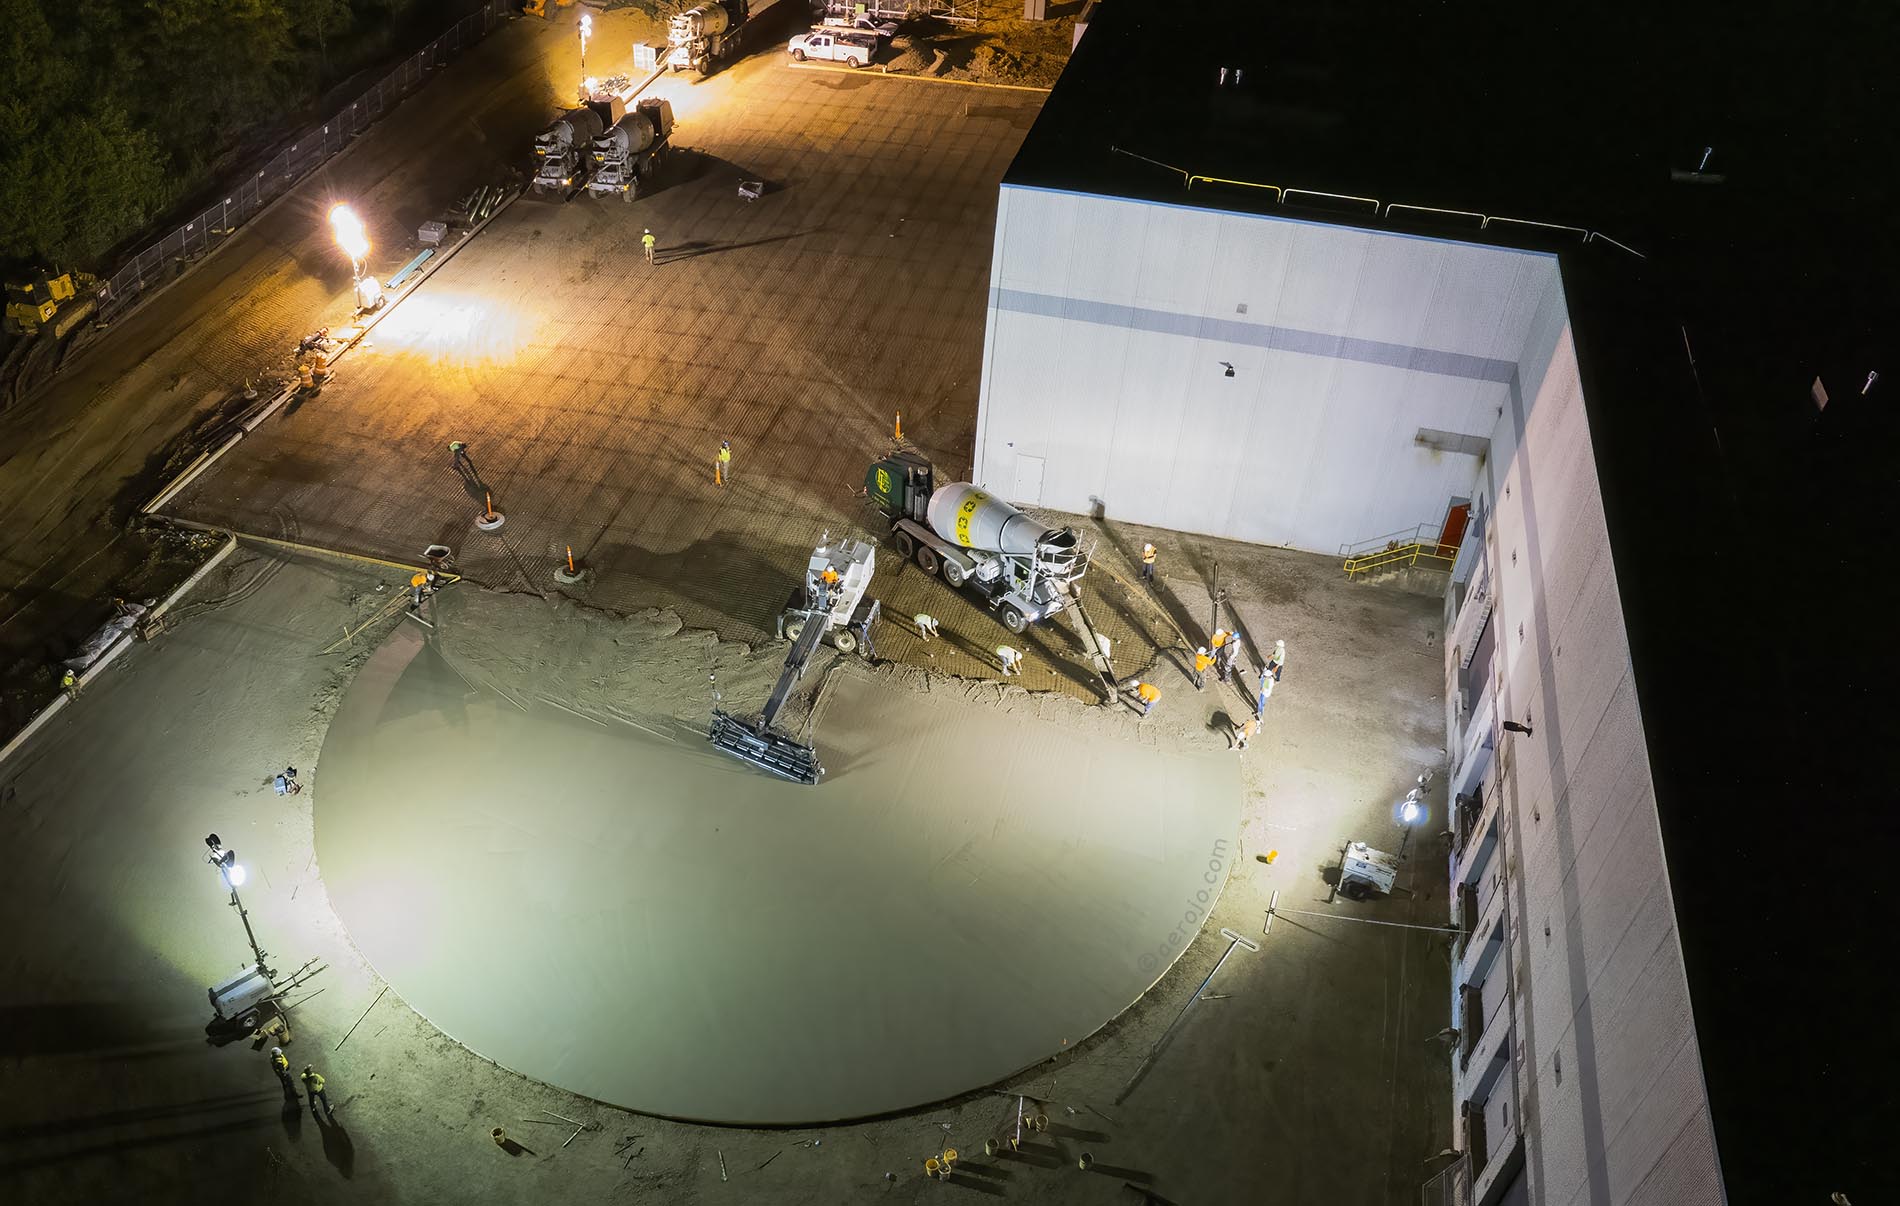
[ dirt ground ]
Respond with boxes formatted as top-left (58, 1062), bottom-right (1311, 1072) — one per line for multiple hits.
top-left (0, 533), bottom-right (1451, 1204)
top-left (0, 13), bottom-right (613, 745)
top-left (160, 56), bottom-right (1081, 682)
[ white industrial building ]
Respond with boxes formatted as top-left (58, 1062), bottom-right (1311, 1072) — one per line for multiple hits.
top-left (977, 190), bottom-right (1565, 559)
top-left (985, 2), bottom-right (1896, 1203)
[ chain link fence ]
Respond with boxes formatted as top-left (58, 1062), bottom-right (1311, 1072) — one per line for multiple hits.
top-left (97, 0), bottom-right (514, 325)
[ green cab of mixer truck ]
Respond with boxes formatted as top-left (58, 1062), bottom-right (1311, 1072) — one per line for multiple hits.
top-left (865, 453), bottom-right (1085, 635)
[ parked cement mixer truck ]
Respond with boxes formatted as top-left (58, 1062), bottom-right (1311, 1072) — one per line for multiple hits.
top-left (667, 0), bottom-right (753, 76)
top-left (585, 98), bottom-right (674, 201)
top-left (532, 102), bottom-right (611, 195)
top-left (865, 452), bottom-right (1087, 635)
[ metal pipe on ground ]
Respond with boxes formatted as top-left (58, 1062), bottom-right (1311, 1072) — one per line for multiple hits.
top-left (1114, 926), bottom-right (1258, 1104)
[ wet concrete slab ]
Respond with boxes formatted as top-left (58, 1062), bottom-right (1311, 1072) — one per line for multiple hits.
top-left (316, 622), bottom-right (1240, 1123)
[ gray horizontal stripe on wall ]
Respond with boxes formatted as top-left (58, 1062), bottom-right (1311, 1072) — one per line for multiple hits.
top-left (991, 287), bottom-right (1519, 383)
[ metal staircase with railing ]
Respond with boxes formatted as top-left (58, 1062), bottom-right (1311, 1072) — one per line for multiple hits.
top-left (1339, 522), bottom-right (1463, 579)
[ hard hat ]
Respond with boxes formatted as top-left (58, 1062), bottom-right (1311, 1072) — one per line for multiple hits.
top-left (1197, 646), bottom-right (1208, 655)
top-left (303, 1064), bottom-right (314, 1072)
top-left (271, 1047), bottom-right (282, 1055)
top-left (721, 440), bottom-right (730, 448)
top-left (1276, 639), bottom-right (1286, 649)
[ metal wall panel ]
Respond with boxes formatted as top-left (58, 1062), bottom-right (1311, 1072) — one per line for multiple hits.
top-left (978, 187), bottom-right (1560, 552)
top-left (1485, 329), bottom-right (1723, 1206)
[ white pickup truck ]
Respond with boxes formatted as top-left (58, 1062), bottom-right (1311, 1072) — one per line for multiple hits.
top-left (788, 28), bottom-right (878, 67)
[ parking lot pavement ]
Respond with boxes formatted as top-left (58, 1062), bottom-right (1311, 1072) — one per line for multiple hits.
top-left (162, 62), bottom-right (1095, 668)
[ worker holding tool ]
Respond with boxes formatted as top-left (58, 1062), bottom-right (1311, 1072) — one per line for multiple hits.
top-left (642, 228), bottom-right (656, 264)
top-left (1233, 715), bottom-right (1259, 751)
top-left (269, 1047), bottom-right (296, 1101)
top-left (716, 440), bottom-right (732, 486)
top-left (1132, 680), bottom-right (1161, 717)
top-left (1140, 542), bottom-right (1157, 583)
top-left (913, 613), bottom-right (939, 641)
top-left (1192, 646), bottom-right (1214, 690)
top-left (409, 570), bottom-right (436, 611)
top-left (1256, 667), bottom-right (1275, 718)
top-left (301, 1065), bottom-right (334, 1121)
top-left (1210, 628), bottom-right (1232, 681)
top-left (996, 646), bottom-right (1023, 676)
top-left (1265, 639), bottom-right (1286, 681)
top-left (448, 440), bottom-right (471, 469)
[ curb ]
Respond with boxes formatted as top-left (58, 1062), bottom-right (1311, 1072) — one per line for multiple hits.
top-left (0, 534), bottom-right (237, 769)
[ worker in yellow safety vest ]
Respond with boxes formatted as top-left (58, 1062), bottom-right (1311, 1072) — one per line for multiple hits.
top-left (716, 440), bottom-right (731, 486)
top-left (269, 1047), bottom-right (296, 1101)
top-left (1192, 646), bottom-right (1213, 691)
top-left (1134, 680), bottom-right (1161, 717)
top-left (1140, 542), bottom-right (1157, 583)
top-left (300, 1065), bottom-right (334, 1120)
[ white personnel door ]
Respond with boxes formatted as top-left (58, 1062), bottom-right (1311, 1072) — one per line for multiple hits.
top-left (1013, 455), bottom-right (1045, 505)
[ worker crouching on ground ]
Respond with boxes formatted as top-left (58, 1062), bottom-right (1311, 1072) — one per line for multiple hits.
top-left (409, 569), bottom-right (438, 611)
top-left (1127, 679), bottom-right (1161, 718)
top-left (996, 646), bottom-right (1023, 676)
top-left (914, 613), bottom-right (939, 641)
top-left (1232, 715), bottom-right (1258, 751)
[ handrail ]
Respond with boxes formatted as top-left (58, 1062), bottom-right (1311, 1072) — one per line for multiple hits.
top-left (1343, 542), bottom-right (1458, 579)
top-left (1102, 148), bottom-right (1641, 261)
top-left (1283, 188), bottom-right (1379, 214)
top-left (1338, 522), bottom-right (1436, 559)
top-left (1187, 174), bottom-right (1283, 200)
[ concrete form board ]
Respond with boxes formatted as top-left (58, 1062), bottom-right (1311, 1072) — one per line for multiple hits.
top-left (978, 186), bottom-right (1558, 552)
top-left (1486, 324), bottom-right (1719, 1204)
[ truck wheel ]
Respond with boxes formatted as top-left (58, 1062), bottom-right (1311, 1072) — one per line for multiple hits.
top-left (941, 559), bottom-right (967, 587)
top-left (792, 48), bottom-right (807, 61)
top-left (916, 547), bottom-right (940, 576)
top-left (894, 531), bottom-right (916, 560)
top-left (848, 56), bottom-right (862, 69)
top-left (697, 59), bottom-right (713, 77)
top-left (784, 618), bottom-right (805, 641)
top-left (832, 629), bottom-right (857, 654)
top-left (1000, 605), bottom-right (1028, 634)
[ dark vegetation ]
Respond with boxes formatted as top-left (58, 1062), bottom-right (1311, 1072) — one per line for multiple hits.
top-left (0, 0), bottom-right (471, 272)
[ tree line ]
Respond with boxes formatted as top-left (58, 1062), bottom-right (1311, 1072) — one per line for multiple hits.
top-left (0, 0), bottom-right (447, 272)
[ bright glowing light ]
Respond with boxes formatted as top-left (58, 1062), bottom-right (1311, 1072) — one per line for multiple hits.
top-left (225, 862), bottom-right (248, 887)
top-left (1399, 800), bottom-right (1422, 826)
top-left (579, 13), bottom-right (592, 46)
top-left (328, 204), bottom-right (370, 264)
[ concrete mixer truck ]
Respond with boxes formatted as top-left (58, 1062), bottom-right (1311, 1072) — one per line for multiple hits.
top-left (585, 98), bottom-right (675, 201)
top-left (667, 0), bottom-right (753, 76)
top-left (532, 102), bottom-right (611, 195)
top-left (866, 452), bottom-right (1120, 698)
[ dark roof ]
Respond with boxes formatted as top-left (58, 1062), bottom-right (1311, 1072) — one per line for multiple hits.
top-left (1016, 3), bottom-right (1900, 1202)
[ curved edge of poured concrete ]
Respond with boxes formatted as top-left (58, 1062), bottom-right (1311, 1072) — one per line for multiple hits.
top-left (314, 623), bottom-right (1242, 1124)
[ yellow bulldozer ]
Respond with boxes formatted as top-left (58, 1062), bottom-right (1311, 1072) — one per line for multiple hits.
top-left (4, 268), bottom-right (101, 338)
